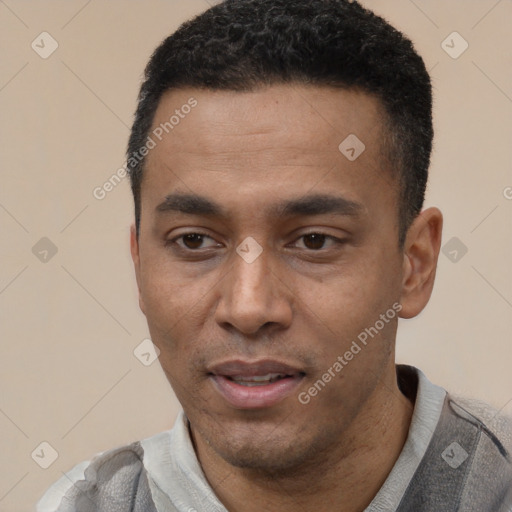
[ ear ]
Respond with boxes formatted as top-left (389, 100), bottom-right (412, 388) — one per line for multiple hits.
top-left (399, 207), bottom-right (443, 319)
top-left (130, 223), bottom-right (146, 316)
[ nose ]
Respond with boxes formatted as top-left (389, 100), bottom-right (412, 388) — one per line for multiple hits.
top-left (214, 244), bottom-right (293, 336)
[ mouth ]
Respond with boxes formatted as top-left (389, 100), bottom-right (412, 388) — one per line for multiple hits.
top-left (207, 359), bottom-right (306, 409)
top-left (226, 373), bottom-right (293, 386)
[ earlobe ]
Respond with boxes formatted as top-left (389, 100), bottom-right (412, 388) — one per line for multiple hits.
top-left (130, 224), bottom-right (146, 316)
top-left (399, 207), bottom-right (443, 319)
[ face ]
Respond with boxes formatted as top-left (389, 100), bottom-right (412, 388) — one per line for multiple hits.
top-left (131, 84), bottom-right (410, 472)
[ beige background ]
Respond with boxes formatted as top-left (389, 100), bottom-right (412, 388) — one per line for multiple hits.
top-left (1, 0), bottom-right (511, 510)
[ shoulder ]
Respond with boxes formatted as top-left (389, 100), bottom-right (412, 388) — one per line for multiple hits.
top-left (388, 381), bottom-right (512, 510)
top-left (36, 440), bottom-right (157, 512)
top-left (449, 393), bottom-right (512, 454)
top-left (446, 393), bottom-right (512, 509)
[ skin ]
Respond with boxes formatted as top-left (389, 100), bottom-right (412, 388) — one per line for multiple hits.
top-left (130, 84), bottom-right (443, 512)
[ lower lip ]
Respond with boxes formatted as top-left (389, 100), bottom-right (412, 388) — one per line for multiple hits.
top-left (210, 375), bottom-right (304, 409)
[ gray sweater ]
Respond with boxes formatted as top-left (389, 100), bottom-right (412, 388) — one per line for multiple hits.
top-left (37, 365), bottom-right (512, 511)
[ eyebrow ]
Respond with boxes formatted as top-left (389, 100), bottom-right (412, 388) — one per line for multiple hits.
top-left (155, 192), bottom-right (364, 219)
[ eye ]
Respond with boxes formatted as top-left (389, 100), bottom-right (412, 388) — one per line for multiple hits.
top-left (293, 233), bottom-right (342, 251)
top-left (166, 231), bottom-right (344, 254)
top-left (168, 232), bottom-right (220, 251)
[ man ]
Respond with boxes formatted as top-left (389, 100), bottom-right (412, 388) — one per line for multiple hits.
top-left (37, 0), bottom-right (512, 510)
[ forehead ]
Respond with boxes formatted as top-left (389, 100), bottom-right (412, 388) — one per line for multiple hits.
top-left (141, 84), bottom-right (395, 216)
top-left (149, 84), bottom-right (386, 157)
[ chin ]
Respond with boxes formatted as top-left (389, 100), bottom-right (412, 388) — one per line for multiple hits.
top-left (201, 417), bottom-right (336, 476)
top-left (220, 442), bottom-right (311, 474)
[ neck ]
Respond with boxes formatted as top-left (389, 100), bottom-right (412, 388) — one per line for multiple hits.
top-left (191, 365), bottom-right (414, 512)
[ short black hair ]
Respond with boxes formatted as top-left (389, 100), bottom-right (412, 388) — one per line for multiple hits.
top-left (127, 0), bottom-right (433, 246)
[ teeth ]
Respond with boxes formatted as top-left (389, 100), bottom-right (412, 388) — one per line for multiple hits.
top-left (229, 373), bottom-right (287, 386)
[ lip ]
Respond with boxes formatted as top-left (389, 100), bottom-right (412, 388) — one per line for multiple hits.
top-left (208, 359), bottom-right (306, 409)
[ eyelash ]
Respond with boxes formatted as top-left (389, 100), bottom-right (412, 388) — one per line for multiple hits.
top-left (166, 231), bottom-right (345, 252)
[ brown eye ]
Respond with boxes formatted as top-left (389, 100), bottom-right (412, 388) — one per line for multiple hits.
top-left (182, 233), bottom-right (206, 249)
top-left (302, 233), bottom-right (327, 250)
top-left (166, 232), bottom-right (221, 252)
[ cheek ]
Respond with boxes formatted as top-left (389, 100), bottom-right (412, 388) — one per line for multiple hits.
top-left (305, 262), bottom-right (390, 326)
top-left (142, 278), bottom-right (185, 330)
top-left (347, 242), bottom-right (401, 307)
top-left (298, 250), bottom-right (400, 359)
top-left (140, 272), bottom-right (212, 402)
top-left (139, 256), bottom-right (221, 361)
top-left (139, 262), bottom-right (196, 342)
